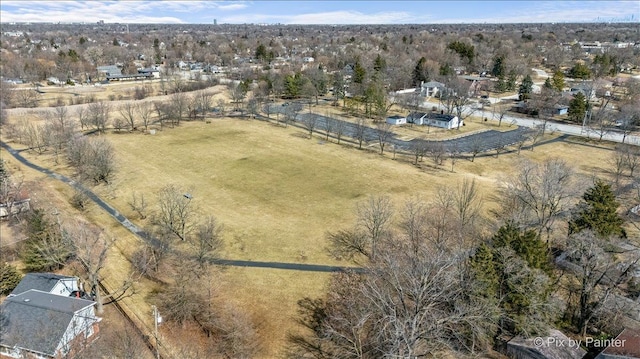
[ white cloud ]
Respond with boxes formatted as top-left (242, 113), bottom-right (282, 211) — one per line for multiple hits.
top-left (217, 3), bottom-right (248, 11)
top-left (222, 10), bottom-right (422, 24)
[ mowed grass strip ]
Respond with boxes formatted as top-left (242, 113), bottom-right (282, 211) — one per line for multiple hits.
top-left (104, 118), bottom-right (449, 264)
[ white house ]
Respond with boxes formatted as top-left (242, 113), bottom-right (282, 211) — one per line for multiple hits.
top-left (0, 290), bottom-right (101, 359)
top-left (420, 81), bottom-right (445, 97)
top-left (386, 115), bottom-right (407, 125)
top-left (407, 112), bottom-right (462, 129)
top-left (302, 56), bottom-right (315, 63)
top-left (9, 272), bottom-right (80, 298)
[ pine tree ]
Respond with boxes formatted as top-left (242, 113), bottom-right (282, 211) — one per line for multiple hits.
top-left (0, 262), bottom-right (22, 295)
top-left (544, 77), bottom-right (553, 89)
top-left (352, 60), bottom-right (366, 84)
top-left (552, 70), bottom-right (565, 91)
top-left (569, 180), bottom-right (626, 238)
top-left (568, 92), bottom-right (587, 123)
top-left (373, 54), bottom-right (386, 73)
top-left (412, 56), bottom-right (428, 86)
top-left (20, 209), bottom-right (72, 272)
top-left (518, 75), bottom-right (534, 101)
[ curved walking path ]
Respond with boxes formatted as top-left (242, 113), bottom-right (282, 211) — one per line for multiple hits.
top-left (1, 141), bottom-right (359, 273)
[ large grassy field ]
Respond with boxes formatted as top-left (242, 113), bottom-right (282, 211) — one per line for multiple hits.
top-left (101, 118), bottom-right (479, 264)
top-left (4, 104), bottom-right (632, 357)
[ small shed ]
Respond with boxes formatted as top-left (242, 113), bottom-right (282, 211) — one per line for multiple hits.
top-left (386, 115), bottom-right (407, 125)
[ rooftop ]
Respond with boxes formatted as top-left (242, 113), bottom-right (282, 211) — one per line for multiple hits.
top-left (10, 272), bottom-right (77, 296)
top-left (0, 290), bottom-right (97, 356)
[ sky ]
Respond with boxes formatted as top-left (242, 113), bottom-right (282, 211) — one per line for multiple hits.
top-left (0, 1), bottom-right (638, 25)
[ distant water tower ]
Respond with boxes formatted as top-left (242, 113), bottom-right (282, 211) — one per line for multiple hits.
top-left (214, 19), bottom-right (217, 25)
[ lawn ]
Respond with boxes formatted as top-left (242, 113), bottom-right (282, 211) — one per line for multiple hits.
top-left (3, 104), bottom-right (627, 358)
top-left (101, 118), bottom-right (468, 264)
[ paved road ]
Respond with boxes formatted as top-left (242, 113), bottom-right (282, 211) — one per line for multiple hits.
top-left (270, 104), bottom-right (534, 153)
top-left (421, 99), bottom-right (640, 146)
top-left (0, 141), bottom-right (359, 273)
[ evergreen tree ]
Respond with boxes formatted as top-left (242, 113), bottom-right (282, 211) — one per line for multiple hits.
top-left (0, 262), bottom-right (22, 295)
top-left (552, 70), bottom-right (565, 92)
top-left (20, 209), bottom-right (72, 272)
top-left (412, 56), bottom-right (428, 86)
top-left (491, 55), bottom-right (506, 78)
top-left (544, 77), bottom-right (553, 89)
top-left (373, 54), bottom-right (386, 73)
top-left (518, 74), bottom-right (534, 101)
top-left (569, 180), bottom-right (626, 238)
top-left (255, 43), bottom-right (268, 62)
top-left (469, 222), bottom-right (554, 337)
top-left (439, 63), bottom-right (454, 77)
top-left (352, 60), bottom-right (366, 84)
top-left (568, 62), bottom-right (592, 80)
top-left (494, 76), bottom-right (507, 92)
top-left (506, 71), bottom-right (517, 91)
top-left (567, 92), bottom-right (587, 123)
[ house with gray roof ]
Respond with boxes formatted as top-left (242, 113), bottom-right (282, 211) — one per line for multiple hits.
top-left (9, 273), bottom-right (79, 298)
top-left (419, 81), bottom-right (445, 97)
top-left (407, 111), bottom-right (462, 129)
top-left (0, 290), bottom-right (100, 359)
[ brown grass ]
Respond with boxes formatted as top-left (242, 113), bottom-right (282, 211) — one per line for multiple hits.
top-left (3, 98), bottom-right (629, 358)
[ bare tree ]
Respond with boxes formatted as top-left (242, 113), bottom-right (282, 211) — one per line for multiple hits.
top-left (191, 216), bottom-right (224, 272)
top-left (356, 195), bottom-right (393, 260)
top-left (169, 91), bottom-right (188, 126)
top-left (302, 114), bottom-right (318, 139)
top-left (322, 116), bottom-right (334, 141)
top-left (353, 117), bottom-right (368, 149)
top-left (86, 101), bottom-right (111, 134)
top-left (469, 136), bottom-right (483, 162)
top-left (118, 102), bottom-right (137, 131)
top-left (128, 191), bottom-right (148, 219)
top-left (411, 140), bottom-right (428, 165)
top-left (155, 184), bottom-right (195, 241)
top-left (65, 134), bottom-right (116, 185)
top-left (427, 141), bottom-right (446, 166)
top-left (375, 121), bottom-right (393, 155)
top-left (137, 101), bottom-right (153, 131)
top-left (334, 118), bottom-right (346, 145)
top-left (454, 177), bottom-right (482, 230)
top-left (563, 231), bottom-right (640, 337)
top-left (496, 158), bottom-right (576, 240)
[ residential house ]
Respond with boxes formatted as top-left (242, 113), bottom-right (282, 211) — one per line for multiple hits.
top-left (137, 68), bottom-right (160, 79)
top-left (407, 112), bottom-right (462, 129)
top-left (302, 56), bottom-right (315, 63)
top-left (96, 65), bottom-right (121, 77)
top-left (595, 328), bottom-right (640, 359)
top-left (419, 81), bottom-right (445, 97)
top-left (0, 290), bottom-right (101, 359)
top-left (386, 115), bottom-right (406, 125)
top-left (459, 75), bottom-right (491, 97)
top-left (569, 83), bottom-right (597, 100)
top-left (0, 190), bottom-right (30, 219)
top-left (9, 273), bottom-right (80, 298)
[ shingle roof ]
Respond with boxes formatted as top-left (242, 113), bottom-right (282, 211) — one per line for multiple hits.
top-left (10, 273), bottom-right (76, 296)
top-left (426, 113), bottom-right (456, 122)
top-left (0, 290), bottom-right (96, 356)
